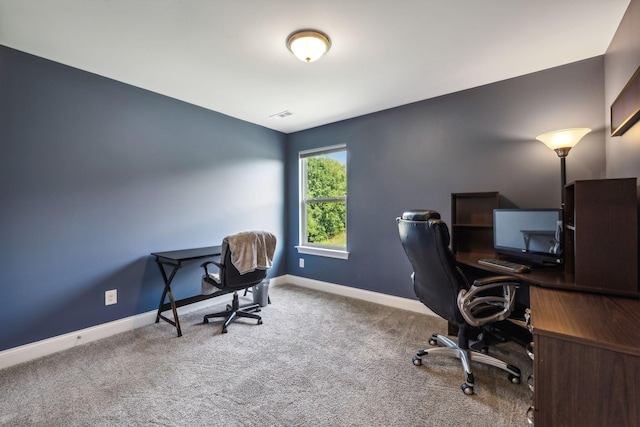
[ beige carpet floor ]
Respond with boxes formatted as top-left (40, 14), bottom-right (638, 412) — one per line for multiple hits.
top-left (0, 283), bottom-right (533, 426)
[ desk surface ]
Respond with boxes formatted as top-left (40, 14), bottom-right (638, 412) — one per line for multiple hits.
top-left (531, 286), bottom-right (640, 357)
top-left (151, 245), bottom-right (222, 262)
top-left (456, 251), bottom-right (575, 289)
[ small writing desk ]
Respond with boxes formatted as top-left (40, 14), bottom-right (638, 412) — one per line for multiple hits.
top-left (151, 246), bottom-right (222, 337)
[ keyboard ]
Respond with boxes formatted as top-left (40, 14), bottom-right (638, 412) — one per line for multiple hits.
top-left (478, 258), bottom-right (531, 274)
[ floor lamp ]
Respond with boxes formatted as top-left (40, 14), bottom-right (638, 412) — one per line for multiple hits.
top-left (536, 128), bottom-right (591, 208)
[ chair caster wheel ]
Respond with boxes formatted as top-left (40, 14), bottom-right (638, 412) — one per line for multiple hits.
top-left (461, 383), bottom-right (474, 395)
top-left (508, 374), bottom-right (521, 384)
top-left (429, 333), bottom-right (438, 346)
top-left (203, 318), bottom-right (209, 324)
top-left (221, 328), bottom-right (228, 334)
top-left (412, 355), bottom-right (422, 366)
top-left (257, 319), bottom-right (263, 325)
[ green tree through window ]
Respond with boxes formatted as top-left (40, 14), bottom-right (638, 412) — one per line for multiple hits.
top-left (301, 146), bottom-right (347, 248)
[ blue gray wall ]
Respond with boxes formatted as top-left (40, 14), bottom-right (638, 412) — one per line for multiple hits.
top-left (0, 46), bottom-right (287, 351)
top-left (4, 0), bottom-right (640, 353)
top-left (286, 57), bottom-right (607, 300)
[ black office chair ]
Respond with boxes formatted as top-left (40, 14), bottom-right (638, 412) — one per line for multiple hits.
top-left (201, 231), bottom-right (276, 333)
top-left (397, 210), bottom-right (521, 395)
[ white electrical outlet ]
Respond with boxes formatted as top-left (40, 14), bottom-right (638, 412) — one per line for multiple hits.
top-left (105, 289), bottom-right (117, 306)
top-left (299, 258), bottom-right (304, 268)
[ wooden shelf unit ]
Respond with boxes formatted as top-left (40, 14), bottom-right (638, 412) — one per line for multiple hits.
top-left (450, 191), bottom-right (499, 254)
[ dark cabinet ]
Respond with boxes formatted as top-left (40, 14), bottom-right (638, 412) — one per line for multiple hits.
top-left (563, 178), bottom-right (638, 297)
top-left (531, 286), bottom-right (640, 427)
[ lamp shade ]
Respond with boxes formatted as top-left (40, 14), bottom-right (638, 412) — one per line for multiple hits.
top-left (287, 30), bottom-right (331, 63)
top-left (536, 128), bottom-right (591, 152)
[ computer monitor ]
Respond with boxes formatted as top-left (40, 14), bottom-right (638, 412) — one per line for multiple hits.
top-left (493, 209), bottom-right (563, 266)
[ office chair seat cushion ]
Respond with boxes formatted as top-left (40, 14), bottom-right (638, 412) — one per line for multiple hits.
top-left (401, 210), bottom-right (441, 222)
top-left (201, 273), bottom-right (222, 295)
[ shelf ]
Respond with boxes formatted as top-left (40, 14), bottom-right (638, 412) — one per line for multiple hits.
top-left (451, 191), bottom-right (499, 254)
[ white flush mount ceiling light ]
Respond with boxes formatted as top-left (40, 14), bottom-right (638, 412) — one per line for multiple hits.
top-left (286, 29), bottom-right (331, 63)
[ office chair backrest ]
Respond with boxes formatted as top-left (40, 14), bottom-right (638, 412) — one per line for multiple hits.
top-left (397, 210), bottom-right (468, 325)
top-left (218, 240), bottom-right (267, 290)
top-left (216, 230), bottom-right (276, 290)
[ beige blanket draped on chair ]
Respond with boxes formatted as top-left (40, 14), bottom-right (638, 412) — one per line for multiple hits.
top-left (226, 230), bottom-right (276, 274)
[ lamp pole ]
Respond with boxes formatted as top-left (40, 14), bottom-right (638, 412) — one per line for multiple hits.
top-left (554, 147), bottom-right (571, 209)
top-left (559, 155), bottom-right (567, 208)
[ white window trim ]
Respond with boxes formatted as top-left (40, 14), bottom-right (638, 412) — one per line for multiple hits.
top-left (296, 245), bottom-right (350, 259)
top-left (299, 144), bottom-right (348, 260)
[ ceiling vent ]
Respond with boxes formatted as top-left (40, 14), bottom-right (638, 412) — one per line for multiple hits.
top-left (269, 110), bottom-right (294, 119)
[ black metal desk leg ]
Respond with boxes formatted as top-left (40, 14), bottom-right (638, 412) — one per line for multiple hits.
top-left (154, 259), bottom-right (184, 337)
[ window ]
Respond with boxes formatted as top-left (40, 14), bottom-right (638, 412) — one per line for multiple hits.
top-left (297, 144), bottom-right (348, 259)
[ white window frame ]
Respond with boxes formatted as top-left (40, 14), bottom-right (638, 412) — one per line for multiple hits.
top-left (295, 144), bottom-right (349, 260)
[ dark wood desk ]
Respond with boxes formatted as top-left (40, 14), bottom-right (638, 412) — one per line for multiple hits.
top-left (151, 246), bottom-right (222, 337)
top-left (457, 251), bottom-right (640, 426)
top-left (456, 251), bottom-right (573, 289)
top-left (530, 286), bottom-right (640, 427)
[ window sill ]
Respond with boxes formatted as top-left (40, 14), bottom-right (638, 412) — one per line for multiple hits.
top-left (295, 246), bottom-right (350, 260)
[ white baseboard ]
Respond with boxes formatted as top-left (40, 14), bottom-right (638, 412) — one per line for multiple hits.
top-left (0, 292), bottom-right (234, 371)
top-left (0, 275), bottom-right (430, 370)
top-left (284, 275), bottom-right (435, 317)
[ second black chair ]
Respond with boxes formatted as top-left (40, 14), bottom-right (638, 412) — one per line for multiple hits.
top-left (201, 230), bottom-right (276, 333)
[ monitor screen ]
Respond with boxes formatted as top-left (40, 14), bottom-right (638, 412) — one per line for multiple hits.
top-left (493, 209), bottom-right (563, 265)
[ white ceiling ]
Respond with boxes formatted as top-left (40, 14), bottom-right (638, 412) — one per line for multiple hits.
top-left (0, 0), bottom-right (631, 134)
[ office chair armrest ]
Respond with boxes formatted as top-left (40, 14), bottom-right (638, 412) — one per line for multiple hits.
top-left (201, 260), bottom-right (223, 277)
top-left (457, 276), bottom-right (519, 327)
